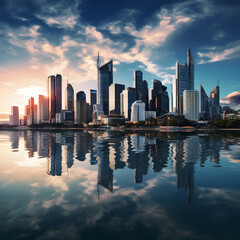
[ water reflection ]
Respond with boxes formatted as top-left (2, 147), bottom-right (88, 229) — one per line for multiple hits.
top-left (6, 130), bottom-right (240, 204)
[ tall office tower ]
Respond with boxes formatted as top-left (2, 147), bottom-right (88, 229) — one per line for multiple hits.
top-left (25, 97), bottom-right (36, 125)
top-left (209, 85), bottom-right (221, 117)
top-left (131, 100), bottom-right (146, 122)
top-left (183, 90), bottom-right (199, 121)
top-left (9, 106), bottom-right (19, 126)
top-left (120, 87), bottom-right (136, 120)
top-left (76, 91), bottom-right (87, 124)
top-left (172, 48), bottom-right (194, 115)
top-left (133, 70), bottom-right (148, 110)
top-left (200, 85), bottom-right (209, 118)
top-left (97, 59), bottom-right (113, 114)
top-left (47, 74), bottom-right (62, 122)
top-left (149, 79), bottom-right (169, 116)
top-left (65, 83), bottom-right (74, 111)
top-left (38, 95), bottom-right (49, 124)
top-left (89, 89), bottom-right (97, 121)
top-left (109, 83), bottom-right (125, 114)
top-left (55, 74), bottom-right (62, 114)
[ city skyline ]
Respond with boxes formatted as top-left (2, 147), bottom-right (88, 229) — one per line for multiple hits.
top-left (1, 0), bottom-right (240, 120)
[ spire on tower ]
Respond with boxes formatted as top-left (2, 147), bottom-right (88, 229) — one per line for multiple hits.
top-left (97, 52), bottom-right (100, 69)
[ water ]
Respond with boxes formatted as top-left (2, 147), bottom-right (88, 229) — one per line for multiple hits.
top-left (0, 130), bottom-right (240, 240)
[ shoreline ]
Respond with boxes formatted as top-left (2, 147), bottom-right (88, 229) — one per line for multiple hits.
top-left (0, 126), bottom-right (239, 132)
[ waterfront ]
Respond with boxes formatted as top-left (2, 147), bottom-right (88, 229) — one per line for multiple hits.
top-left (0, 130), bottom-right (240, 240)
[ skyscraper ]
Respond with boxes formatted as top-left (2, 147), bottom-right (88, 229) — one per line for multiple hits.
top-left (76, 91), bottom-right (87, 124)
top-left (65, 83), bottom-right (74, 111)
top-left (131, 100), bottom-right (146, 122)
top-left (38, 95), bottom-right (49, 123)
top-left (109, 83), bottom-right (125, 114)
top-left (149, 79), bottom-right (169, 116)
top-left (47, 74), bottom-right (62, 122)
top-left (89, 89), bottom-right (97, 121)
top-left (133, 70), bottom-right (149, 110)
top-left (183, 90), bottom-right (199, 121)
top-left (120, 87), bottom-right (136, 120)
top-left (209, 85), bottom-right (221, 118)
top-left (9, 106), bottom-right (19, 126)
top-left (200, 84), bottom-right (209, 119)
top-left (55, 74), bottom-right (62, 114)
top-left (97, 59), bottom-right (113, 114)
top-left (172, 48), bottom-right (194, 114)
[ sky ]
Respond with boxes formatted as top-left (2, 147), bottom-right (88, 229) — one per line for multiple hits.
top-left (0, 0), bottom-right (240, 120)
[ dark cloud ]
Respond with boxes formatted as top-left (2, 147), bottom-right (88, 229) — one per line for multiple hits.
top-left (221, 92), bottom-right (240, 109)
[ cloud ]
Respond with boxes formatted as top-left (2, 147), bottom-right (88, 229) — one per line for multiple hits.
top-left (198, 41), bottom-right (240, 64)
top-left (220, 91), bottom-right (240, 109)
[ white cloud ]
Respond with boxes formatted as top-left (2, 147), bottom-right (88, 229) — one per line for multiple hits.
top-left (198, 41), bottom-right (240, 64)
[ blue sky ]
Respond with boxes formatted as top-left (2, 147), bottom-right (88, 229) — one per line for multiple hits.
top-left (0, 0), bottom-right (240, 116)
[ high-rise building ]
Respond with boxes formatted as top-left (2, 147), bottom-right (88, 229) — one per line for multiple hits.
top-left (149, 79), bottom-right (169, 117)
top-left (9, 106), bottom-right (19, 126)
top-left (200, 84), bottom-right (209, 119)
top-left (120, 87), bottom-right (136, 120)
top-left (55, 74), bottom-right (62, 114)
top-left (133, 70), bottom-right (149, 110)
top-left (89, 89), bottom-right (97, 121)
top-left (25, 97), bottom-right (36, 125)
top-left (172, 48), bottom-right (194, 114)
top-left (109, 83), bottom-right (125, 114)
top-left (131, 100), bottom-right (146, 122)
top-left (38, 95), bottom-right (49, 124)
top-left (76, 91), bottom-right (87, 124)
top-left (65, 83), bottom-right (74, 111)
top-left (209, 85), bottom-right (221, 118)
top-left (47, 74), bottom-right (62, 122)
top-left (183, 90), bottom-right (199, 121)
top-left (97, 60), bottom-right (113, 114)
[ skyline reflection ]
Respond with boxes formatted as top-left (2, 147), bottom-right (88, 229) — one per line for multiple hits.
top-left (5, 130), bottom-right (240, 204)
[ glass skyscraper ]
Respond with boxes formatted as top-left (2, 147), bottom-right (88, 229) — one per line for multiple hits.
top-left (133, 70), bottom-right (149, 110)
top-left (172, 48), bottom-right (194, 115)
top-left (97, 60), bottom-right (113, 114)
top-left (76, 91), bottom-right (87, 124)
top-left (150, 79), bottom-right (169, 117)
top-left (47, 74), bottom-right (62, 122)
top-left (65, 83), bottom-right (74, 111)
top-left (109, 83), bottom-right (125, 114)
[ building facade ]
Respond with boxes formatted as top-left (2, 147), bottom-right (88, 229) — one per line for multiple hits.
top-left (97, 60), bottom-right (113, 114)
top-left (183, 90), bottom-right (199, 121)
top-left (65, 83), bottom-right (74, 111)
top-left (109, 83), bottom-right (125, 114)
top-left (76, 91), bottom-right (87, 124)
top-left (131, 100), bottom-right (146, 122)
top-left (149, 79), bottom-right (169, 117)
top-left (172, 48), bottom-right (194, 115)
top-left (9, 106), bottom-right (19, 126)
top-left (38, 95), bottom-right (49, 123)
top-left (120, 87), bottom-right (136, 120)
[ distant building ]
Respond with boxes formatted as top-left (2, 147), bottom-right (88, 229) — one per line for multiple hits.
top-left (76, 91), bottom-right (87, 124)
top-left (92, 104), bottom-right (104, 122)
top-left (172, 48), bottom-right (194, 114)
top-left (183, 90), bottom-right (199, 121)
top-left (9, 106), bottom-right (19, 126)
top-left (89, 89), bottom-right (97, 121)
top-left (25, 97), bottom-right (37, 125)
top-left (99, 114), bottom-right (125, 125)
top-left (47, 74), bottom-right (62, 122)
top-left (65, 83), bottom-right (74, 112)
top-left (133, 70), bottom-right (148, 110)
top-left (97, 59), bottom-right (113, 114)
top-left (38, 95), bottom-right (49, 123)
top-left (131, 100), bottom-right (146, 122)
top-left (109, 83), bottom-right (125, 114)
top-left (209, 85), bottom-right (221, 118)
top-left (145, 111), bottom-right (156, 119)
top-left (62, 110), bottom-right (74, 124)
top-left (149, 79), bottom-right (169, 117)
top-left (200, 84), bottom-right (209, 119)
top-left (120, 87), bottom-right (136, 120)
